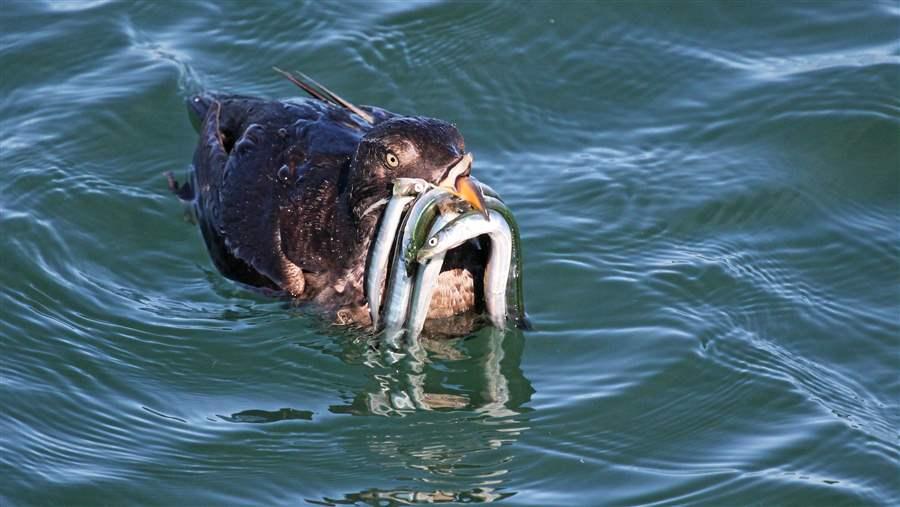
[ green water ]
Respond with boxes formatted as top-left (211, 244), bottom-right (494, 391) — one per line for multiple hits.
top-left (2, 1), bottom-right (899, 505)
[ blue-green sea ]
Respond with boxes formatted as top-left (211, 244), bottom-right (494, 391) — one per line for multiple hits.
top-left (2, 1), bottom-right (898, 505)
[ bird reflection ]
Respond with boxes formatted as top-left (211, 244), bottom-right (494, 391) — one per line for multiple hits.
top-left (224, 323), bottom-right (533, 504)
top-left (318, 326), bottom-right (534, 505)
top-left (312, 486), bottom-right (513, 505)
top-left (329, 327), bottom-right (533, 417)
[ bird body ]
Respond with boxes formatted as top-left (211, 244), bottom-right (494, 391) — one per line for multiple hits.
top-left (172, 72), bottom-right (489, 327)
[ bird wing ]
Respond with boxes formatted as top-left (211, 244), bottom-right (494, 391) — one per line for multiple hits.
top-left (273, 67), bottom-right (376, 125)
top-left (191, 97), bottom-right (312, 295)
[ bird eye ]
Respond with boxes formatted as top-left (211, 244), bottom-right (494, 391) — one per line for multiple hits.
top-left (427, 237), bottom-right (438, 247)
top-left (384, 151), bottom-right (400, 168)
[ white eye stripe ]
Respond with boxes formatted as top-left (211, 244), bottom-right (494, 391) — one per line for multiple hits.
top-left (439, 153), bottom-right (472, 183)
top-left (440, 163), bottom-right (465, 182)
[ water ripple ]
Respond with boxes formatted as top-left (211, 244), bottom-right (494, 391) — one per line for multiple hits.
top-left (3, 0), bottom-right (899, 505)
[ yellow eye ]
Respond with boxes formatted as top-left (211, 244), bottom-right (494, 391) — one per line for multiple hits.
top-left (384, 151), bottom-right (400, 168)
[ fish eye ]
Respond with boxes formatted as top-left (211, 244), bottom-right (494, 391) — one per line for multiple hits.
top-left (427, 237), bottom-right (438, 247)
top-left (384, 151), bottom-right (400, 168)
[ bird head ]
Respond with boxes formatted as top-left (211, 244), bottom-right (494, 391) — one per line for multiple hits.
top-left (350, 116), bottom-right (487, 218)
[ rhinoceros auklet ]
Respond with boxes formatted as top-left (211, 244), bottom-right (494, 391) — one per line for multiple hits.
top-left (170, 69), bottom-right (492, 327)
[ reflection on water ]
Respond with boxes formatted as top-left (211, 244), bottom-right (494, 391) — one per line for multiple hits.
top-left (319, 327), bottom-right (533, 503)
top-left (218, 325), bottom-right (533, 503)
top-left (3, 0), bottom-right (899, 504)
top-left (332, 328), bottom-right (533, 417)
top-left (222, 407), bottom-right (314, 423)
top-left (316, 486), bottom-right (513, 505)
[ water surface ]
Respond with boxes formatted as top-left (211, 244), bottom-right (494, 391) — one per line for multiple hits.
top-left (1, 1), bottom-right (898, 505)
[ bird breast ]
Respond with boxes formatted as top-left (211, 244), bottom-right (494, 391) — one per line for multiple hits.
top-left (427, 268), bottom-right (476, 319)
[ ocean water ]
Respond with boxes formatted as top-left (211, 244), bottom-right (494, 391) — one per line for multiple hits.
top-left (1, 1), bottom-right (898, 505)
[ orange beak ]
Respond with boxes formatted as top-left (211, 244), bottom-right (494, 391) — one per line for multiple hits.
top-left (438, 153), bottom-right (489, 220)
top-left (454, 175), bottom-right (489, 219)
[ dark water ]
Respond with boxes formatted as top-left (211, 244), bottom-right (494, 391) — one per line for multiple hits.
top-left (2, 1), bottom-right (899, 505)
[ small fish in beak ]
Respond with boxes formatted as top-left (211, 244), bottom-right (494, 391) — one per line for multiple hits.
top-left (438, 153), bottom-right (489, 219)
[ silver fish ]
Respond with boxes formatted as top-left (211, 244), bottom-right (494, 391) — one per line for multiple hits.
top-left (417, 209), bottom-right (512, 328)
top-left (404, 211), bottom-right (460, 339)
top-left (482, 196), bottom-right (529, 329)
top-left (382, 187), bottom-right (454, 333)
top-left (366, 178), bottom-right (429, 328)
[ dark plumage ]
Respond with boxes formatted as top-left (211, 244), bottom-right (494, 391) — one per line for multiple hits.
top-left (170, 71), bottom-right (489, 327)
